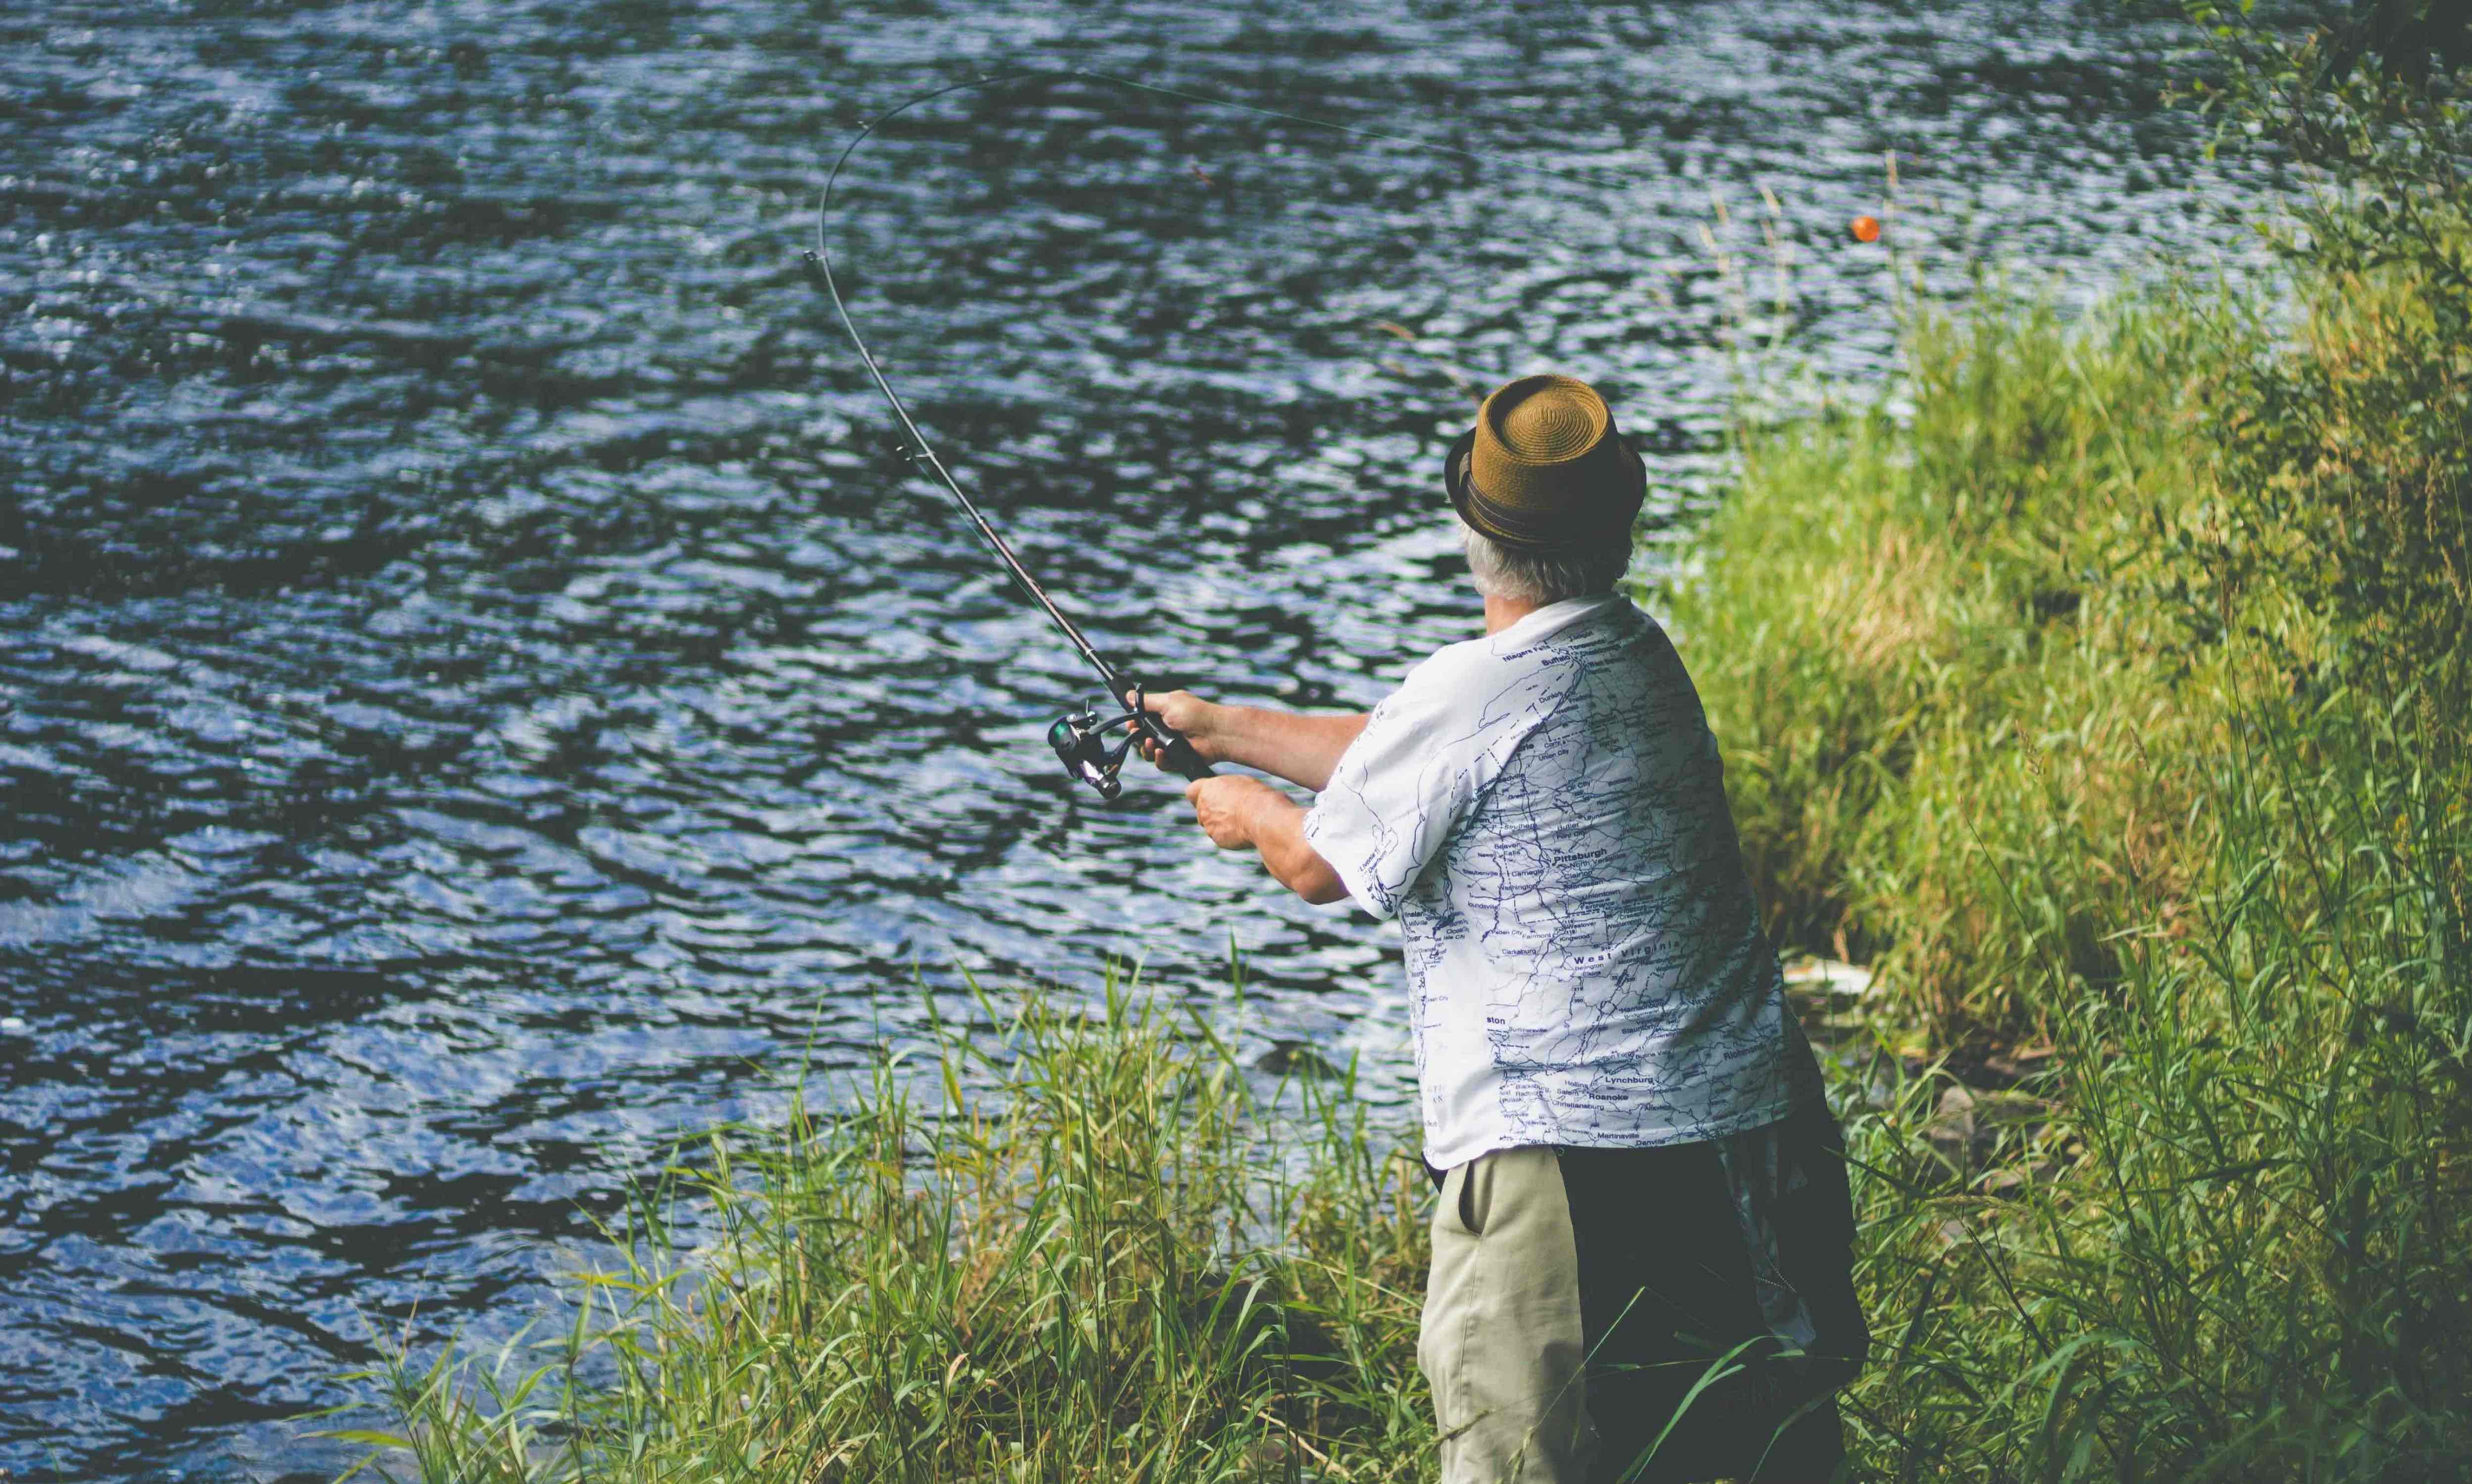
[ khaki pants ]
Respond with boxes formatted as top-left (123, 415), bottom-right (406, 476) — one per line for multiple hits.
top-left (1422, 1148), bottom-right (1597, 1483)
top-left (1419, 1121), bottom-right (1863, 1484)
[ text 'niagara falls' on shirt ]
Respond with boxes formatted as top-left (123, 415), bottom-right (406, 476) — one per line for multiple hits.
top-left (1302, 594), bottom-right (1823, 1169)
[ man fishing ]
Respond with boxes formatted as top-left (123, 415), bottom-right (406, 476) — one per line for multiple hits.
top-left (1136, 374), bottom-right (1869, 1484)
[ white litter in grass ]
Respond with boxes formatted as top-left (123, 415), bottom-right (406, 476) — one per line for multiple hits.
top-left (0, 1017), bottom-right (28, 1033)
top-left (1782, 958), bottom-right (1878, 1000)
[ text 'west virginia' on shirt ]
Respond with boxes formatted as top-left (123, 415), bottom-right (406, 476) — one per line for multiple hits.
top-left (1300, 593), bottom-right (1823, 1170)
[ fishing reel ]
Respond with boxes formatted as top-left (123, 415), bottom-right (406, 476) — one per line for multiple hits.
top-left (1047, 696), bottom-right (1148, 802)
top-left (1047, 687), bottom-right (1209, 800)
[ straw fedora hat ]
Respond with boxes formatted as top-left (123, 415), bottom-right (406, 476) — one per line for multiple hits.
top-left (1444, 374), bottom-right (1646, 552)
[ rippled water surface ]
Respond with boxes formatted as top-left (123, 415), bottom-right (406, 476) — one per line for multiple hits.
top-left (2, 1), bottom-right (2266, 1476)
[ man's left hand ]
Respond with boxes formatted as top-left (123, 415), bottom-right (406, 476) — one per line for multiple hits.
top-left (1185, 776), bottom-right (1284, 849)
top-left (1180, 775), bottom-right (1349, 906)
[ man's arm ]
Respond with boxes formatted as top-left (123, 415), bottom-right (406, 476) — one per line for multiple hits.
top-left (1184, 776), bottom-right (1349, 905)
top-left (1130, 690), bottom-right (1368, 792)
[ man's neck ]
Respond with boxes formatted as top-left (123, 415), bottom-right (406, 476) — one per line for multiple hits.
top-left (1483, 594), bottom-right (1544, 635)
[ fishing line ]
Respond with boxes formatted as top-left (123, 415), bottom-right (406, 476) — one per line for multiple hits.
top-left (806, 65), bottom-right (1631, 799)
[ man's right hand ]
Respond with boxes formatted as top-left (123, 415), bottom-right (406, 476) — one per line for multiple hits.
top-left (1126, 691), bottom-right (1369, 792)
top-left (1128, 690), bottom-right (1224, 768)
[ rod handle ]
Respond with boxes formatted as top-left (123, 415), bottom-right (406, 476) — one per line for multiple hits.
top-left (1156, 731), bottom-right (1215, 783)
top-left (1124, 683), bottom-right (1217, 784)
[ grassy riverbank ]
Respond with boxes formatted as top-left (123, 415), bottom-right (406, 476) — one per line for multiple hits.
top-left (1669, 274), bottom-right (2472, 1477)
top-left (1656, 42), bottom-right (2471, 1455)
top-left (329, 979), bottom-right (1441, 1481)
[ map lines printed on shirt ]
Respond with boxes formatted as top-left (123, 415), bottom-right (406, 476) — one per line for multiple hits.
top-left (1301, 595), bottom-right (1822, 1168)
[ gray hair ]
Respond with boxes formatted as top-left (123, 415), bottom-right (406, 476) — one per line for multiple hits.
top-left (1459, 518), bottom-right (1631, 604)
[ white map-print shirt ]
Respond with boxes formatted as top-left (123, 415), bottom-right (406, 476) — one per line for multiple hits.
top-left (1302, 594), bottom-right (1823, 1169)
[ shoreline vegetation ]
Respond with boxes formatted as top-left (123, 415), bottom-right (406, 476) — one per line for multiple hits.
top-left (330, 977), bottom-right (1443, 1481)
top-left (334, 16), bottom-right (2469, 1482)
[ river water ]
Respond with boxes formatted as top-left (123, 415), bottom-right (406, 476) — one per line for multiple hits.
top-left (2, 1), bottom-right (2262, 1477)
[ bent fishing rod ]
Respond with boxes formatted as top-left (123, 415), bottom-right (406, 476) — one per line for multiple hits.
top-left (804, 68), bottom-right (1618, 802)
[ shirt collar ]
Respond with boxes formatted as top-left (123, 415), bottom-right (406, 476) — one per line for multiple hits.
top-left (1490, 592), bottom-right (1629, 648)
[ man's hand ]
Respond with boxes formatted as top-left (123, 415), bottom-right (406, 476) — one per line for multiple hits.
top-left (1179, 775), bottom-right (1350, 906)
top-left (1184, 775), bottom-right (1282, 849)
top-left (1128, 690), bottom-right (1225, 767)
top-left (1128, 689), bottom-right (1371, 792)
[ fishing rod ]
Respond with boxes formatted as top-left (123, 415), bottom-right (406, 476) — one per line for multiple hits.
top-left (806, 70), bottom-right (1222, 801)
top-left (804, 67), bottom-right (1621, 801)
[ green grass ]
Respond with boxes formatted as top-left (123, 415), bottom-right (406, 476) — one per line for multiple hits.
top-left (1661, 258), bottom-right (2472, 1477)
top-left (1659, 292), bottom-right (2247, 1036)
top-left (321, 974), bottom-right (1439, 1482)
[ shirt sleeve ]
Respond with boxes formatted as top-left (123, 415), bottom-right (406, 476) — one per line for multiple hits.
top-left (1300, 659), bottom-right (1483, 920)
